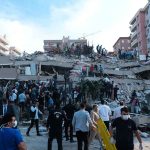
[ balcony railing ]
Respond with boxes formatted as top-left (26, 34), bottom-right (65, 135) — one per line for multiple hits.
top-left (0, 49), bottom-right (9, 56)
top-left (131, 39), bottom-right (138, 47)
top-left (0, 35), bottom-right (9, 45)
top-left (131, 31), bottom-right (137, 39)
top-left (130, 22), bottom-right (137, 32)
top-left (0, 42), bottom-right (9, 51)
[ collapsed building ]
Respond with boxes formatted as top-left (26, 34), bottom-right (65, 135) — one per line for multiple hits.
top-left (0, 51), bottom-right (150, 128)
top-left (0, 53), bottom-right (150, 104)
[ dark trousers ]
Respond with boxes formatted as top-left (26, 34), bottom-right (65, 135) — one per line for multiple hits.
top-left (76, 131), bottom-right (89, 150)
top-left (19, 102), bottom-right (25, 112)
top-left (104, 121), bottom-right (109, 130)
top-left (114, 94), bottom-right (118, 100)
top-left (116, 144), bottom-right (134, 150)
top-left (27, 119), bottom-right (39, 134)
top-left (48, 130), bottom-right (63, 150)
top-left (64, 120), bottom-right (73, 140)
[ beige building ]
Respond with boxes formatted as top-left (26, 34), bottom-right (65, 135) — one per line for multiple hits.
top-left (113, 37), bottom-right (131, 53)
top-left (44, 36), bottom-right (87, 54)
top-left (0, 35), bottom-right (9, 56)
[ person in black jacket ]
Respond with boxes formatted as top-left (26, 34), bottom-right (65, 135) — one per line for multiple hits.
top-left (47, 104), bottom-right (66, 150)
top-left (63, 100), bottom-right (75, 142)
top-left (114, 85), bottom-right (119, 100)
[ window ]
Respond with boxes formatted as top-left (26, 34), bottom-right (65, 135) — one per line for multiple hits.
top-left (122, 47), bottom-right (124, 49)
top-left (128, 40), bottom-right (130, 43)
top-left (122, 40), bottom-right (124, 43)
top-left (128, 47), bottom-right (131, 49)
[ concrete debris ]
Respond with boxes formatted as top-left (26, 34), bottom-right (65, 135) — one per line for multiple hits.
top-left (0, 50), bottom-right (150, 113)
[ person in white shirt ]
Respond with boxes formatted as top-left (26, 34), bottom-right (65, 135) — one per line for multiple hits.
top-left (98, 100), bottom-right (111, 130)
top-left (9, 90), bottom-right (17, 102)
top-left (26, 100), bottom-right (43, 136)
top-left (113, 101), bottom-right (124, 119)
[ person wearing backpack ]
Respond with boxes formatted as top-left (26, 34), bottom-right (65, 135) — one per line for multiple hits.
top-left (47, 103), bottom-right (66, 150)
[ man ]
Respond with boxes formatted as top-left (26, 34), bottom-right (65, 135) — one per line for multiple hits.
top-left (130, 96), bottom-right (140, 114)
top-left (9, 90), bottom-right (17, 102)
top-left (72, 102), bottom-right (95, 150)
top-left (113, 101), bottom-right (124, 119)
top-left (0, 98), bottom-right (14, 117)
top-left (63, 99), bottom-right (75, 142)
top-left (0, 99), bottom-right (9, 117)
top-left (99, 64), bottom-right (104, 77)
top-left (110, 107), bottom-right (143, 150)
top-left (26, 100), bottom-right (43, 136)
top-left (98, 100), bottom-right (111, 130)
top-left (18, 91), bottom-right (26, 113)
top-left (0, 113), bottom-right (27, 150)
top-left (114, 85), bottom-right (119, 100)
top-left (47, 104), bottom-right (66, 150)
top-left (109, 81), bottom-right (114, 99)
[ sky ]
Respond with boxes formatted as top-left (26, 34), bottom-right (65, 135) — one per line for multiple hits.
top-left (0, 0), bottom-right (148, 53)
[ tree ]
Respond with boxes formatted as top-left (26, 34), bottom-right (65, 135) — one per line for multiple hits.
top-left (78, 79), bottom-right (105, 101)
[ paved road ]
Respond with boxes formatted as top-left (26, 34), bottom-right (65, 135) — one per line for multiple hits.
top-left (20, 126), bottom-right (150, 150)
top-left (21, 126), bottom-right (103, 150)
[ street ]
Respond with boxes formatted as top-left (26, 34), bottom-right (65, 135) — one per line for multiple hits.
top-left (21, 126), bottom-right (150, 150)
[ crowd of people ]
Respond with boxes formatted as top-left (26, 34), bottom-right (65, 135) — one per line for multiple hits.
top-left (0, 80), bottom-right (143, 150)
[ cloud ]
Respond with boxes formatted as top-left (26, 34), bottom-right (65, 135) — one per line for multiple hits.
top-left (0, 0), bottom-right (148, 53)
top-left (49, 0), bottom-right (148, 51)
top-left (50, 0), bottom-right (103, 36)
top-left (0, 18), bottom-right (46, 53)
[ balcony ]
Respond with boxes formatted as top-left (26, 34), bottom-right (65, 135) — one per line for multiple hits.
top-left (0, 35), bottom-right (9, 45)
top-left (0, 42), bottom-right (9, 51)
top-left (130, 21), bottom-right (137, 32)
top-left (130, 17), bottom-right (136, 25)
top-left (0, 49), bottom-right (9, 56)
top-left (130, 31), bottom-right (137, 40)
top-left (131, 39), bottom-right (138, 48)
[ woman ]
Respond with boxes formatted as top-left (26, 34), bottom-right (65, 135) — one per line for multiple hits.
top-left (89, 104), bottom-right (102, 148)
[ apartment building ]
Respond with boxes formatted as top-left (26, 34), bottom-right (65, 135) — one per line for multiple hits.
top-left (44, 36), bottom-right (87, 54)
top-left (130, 8), bottom-right (147, 56)
top-left (0, 35), bottom-right (9, 56)
top-left (145, 2), bottom-right (150, 54)
top-left (113, 37), bottom-right (131, 53)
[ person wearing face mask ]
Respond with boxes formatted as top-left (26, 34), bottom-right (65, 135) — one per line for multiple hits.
top-left (109, 107), bottom-right (143, 150)
top-left (0, 113), bottom-right (27, 150)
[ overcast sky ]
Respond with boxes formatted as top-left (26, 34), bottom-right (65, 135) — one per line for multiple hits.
top-left (0, 0), bottom-right (148, 53)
